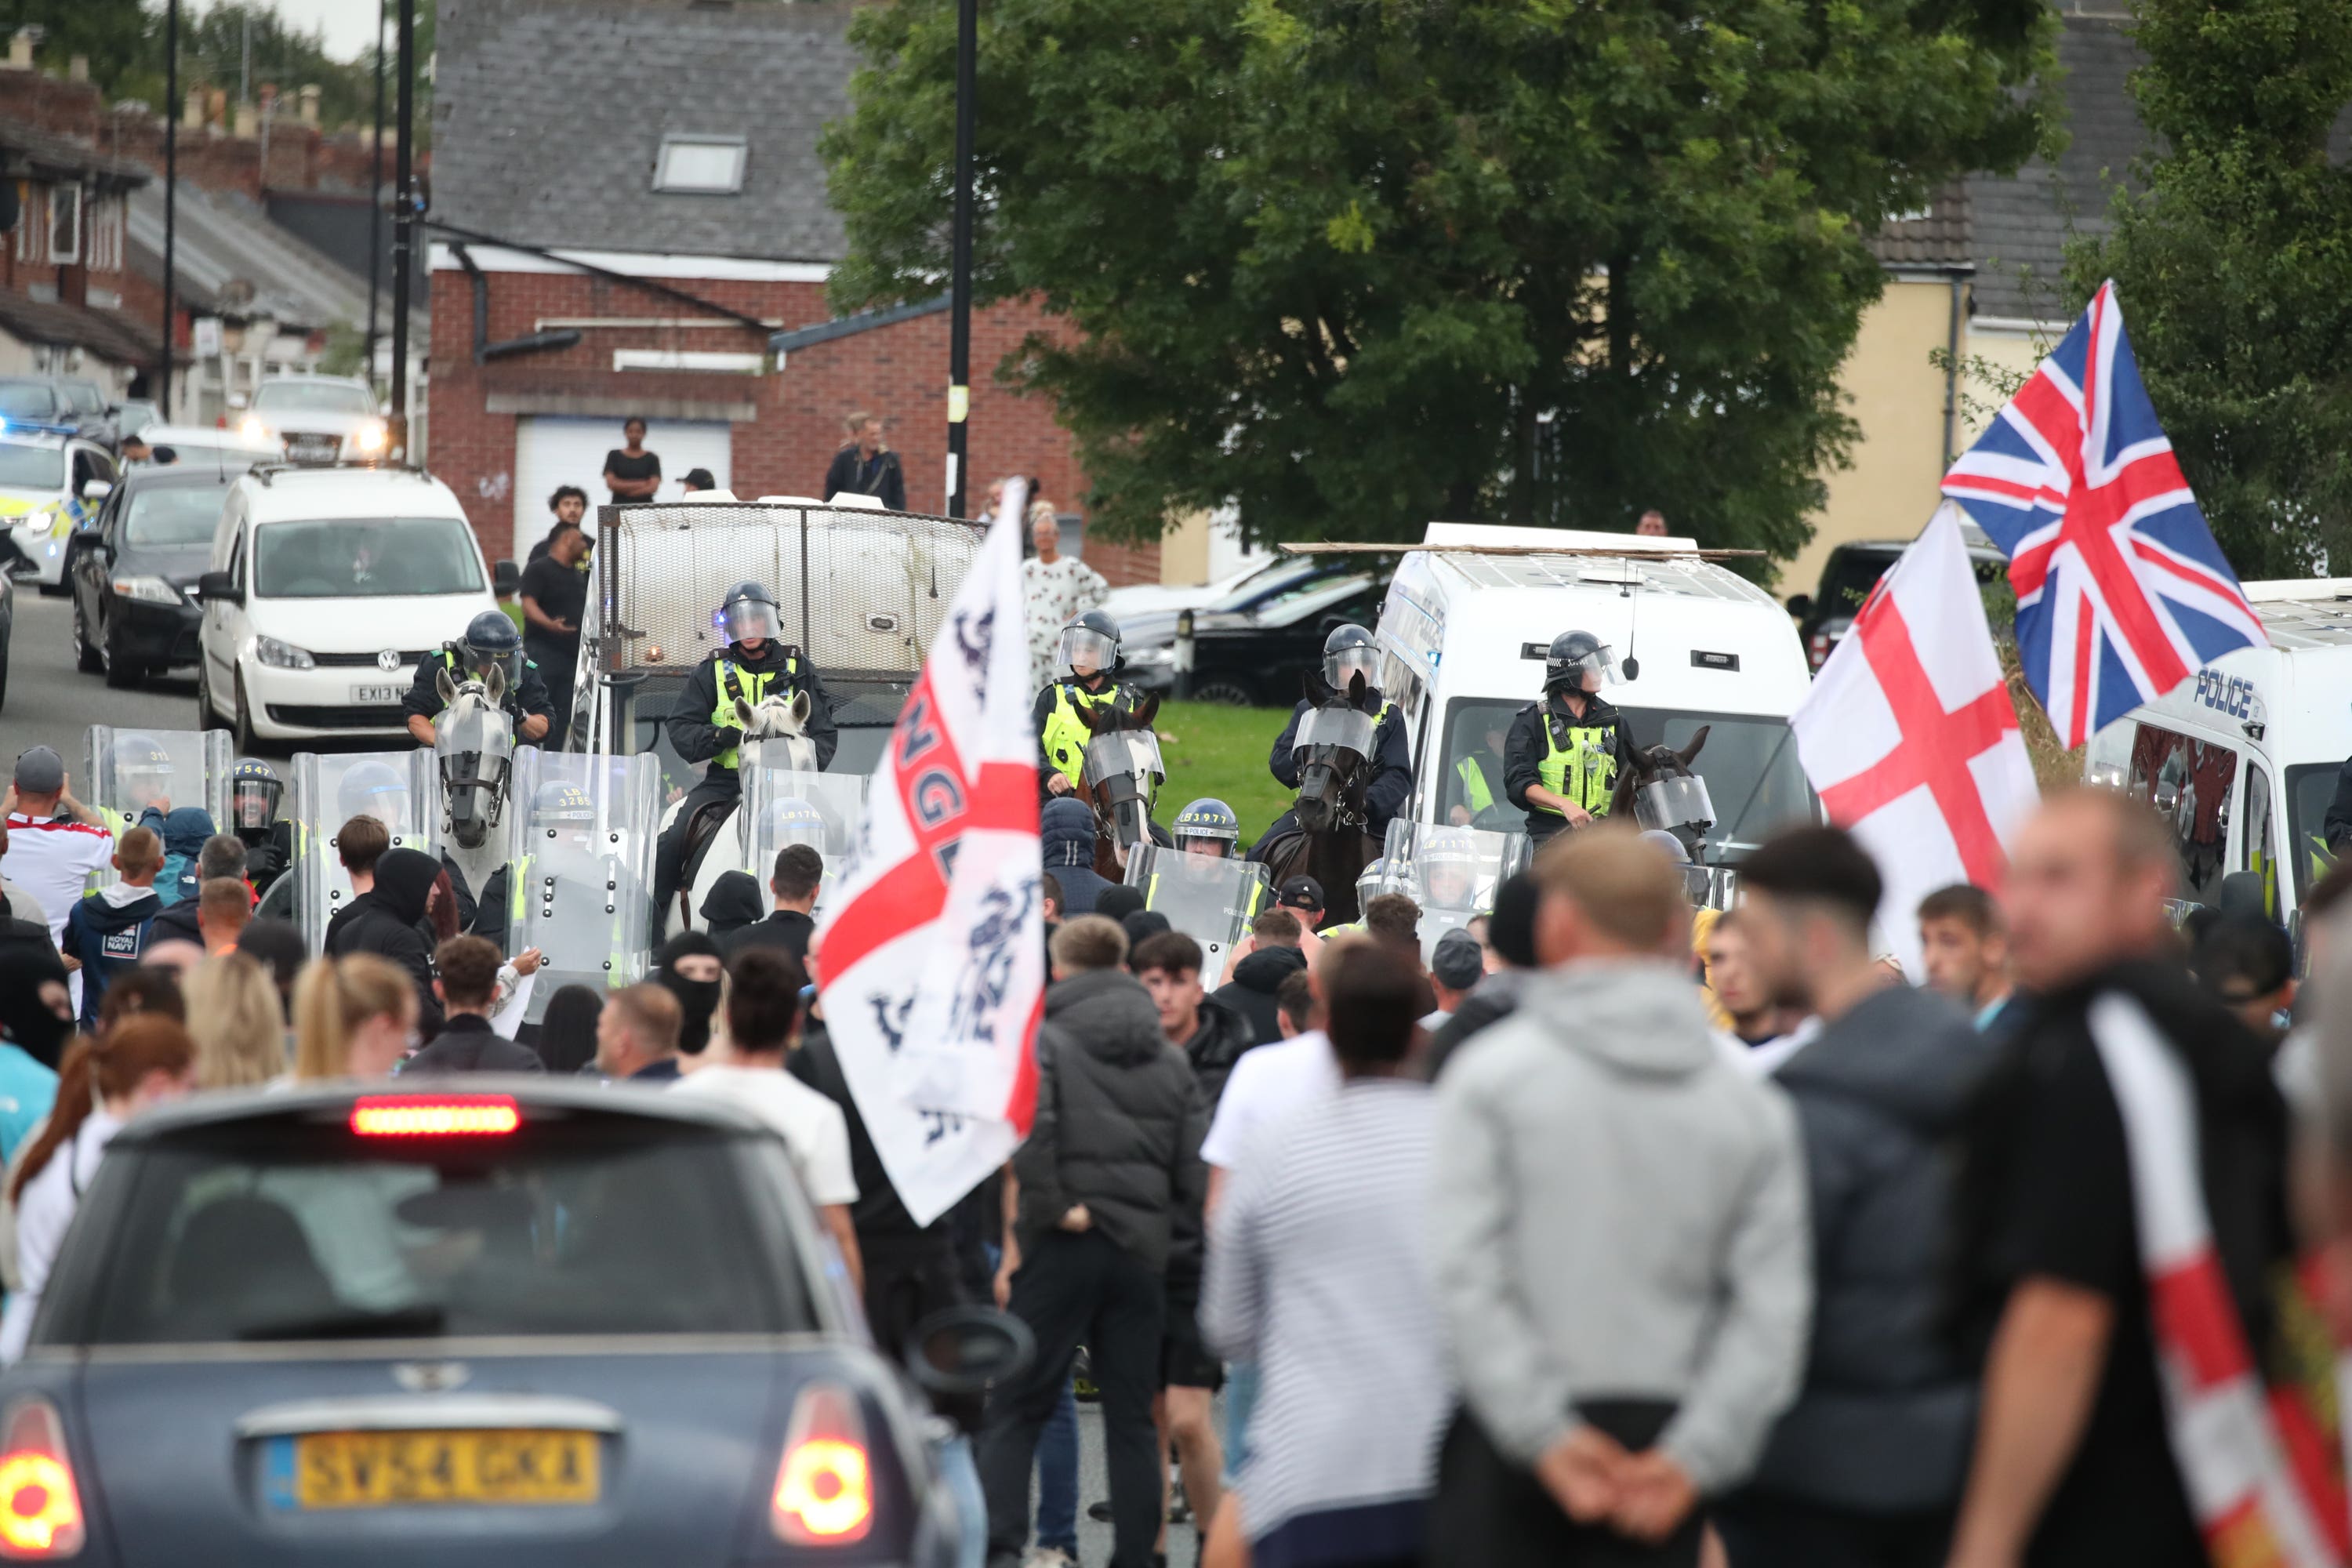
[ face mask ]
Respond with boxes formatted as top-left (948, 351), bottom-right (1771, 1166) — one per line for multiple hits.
top-left (1, 991), bottom-right (72, 1064)
top-left (663, 974), bottom-right (721, 1054)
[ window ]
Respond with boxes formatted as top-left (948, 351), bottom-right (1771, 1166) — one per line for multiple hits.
top-left (2126, 721), bottom-right (2237, 902)
top-left (2287, 764), bottom-right (2339, 902)
top-left (654, 136), bottom-right (748, 194)
top-left (46, 182), bottom-right (80, 265)
top-left (0, 442), bottom-right (64, 490)
top-left (2243, 762), bottom-right (2278, 920)
top-left (254, 516), bottom-right (487, 599)
top-left (85, 194), bottom-right (122, 273)
top-left (0, 381), bottom-right (60, 419)
top-left (12, 188), bottom-right (35, 264)
top-left (125, 481), bottom-right (237, 548)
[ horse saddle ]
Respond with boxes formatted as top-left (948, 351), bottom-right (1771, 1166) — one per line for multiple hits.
top-left (676, 797), bottom-right (739, 919)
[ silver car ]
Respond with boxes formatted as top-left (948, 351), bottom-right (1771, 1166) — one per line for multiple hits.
top-left (238, 376), bottom-right (391, 466)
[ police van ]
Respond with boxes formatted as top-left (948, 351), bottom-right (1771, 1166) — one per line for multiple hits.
top-left (2082, 578), bottom-right (2352, 930)
top-left (1369, 522), bottom-right (1818, 862)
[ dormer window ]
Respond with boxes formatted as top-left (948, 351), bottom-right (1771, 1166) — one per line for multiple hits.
top-left (653, 136), bottom-right (746, 194)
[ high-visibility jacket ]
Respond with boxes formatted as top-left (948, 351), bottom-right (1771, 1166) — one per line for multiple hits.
top-left (709, 655), bottom-right (806, 771)
top-left (1036, 678), bottom-right (1127, 792)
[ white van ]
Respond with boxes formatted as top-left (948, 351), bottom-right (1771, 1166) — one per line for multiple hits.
top-left (1370, 522), bottom-right (1818, 859)
top-left (194, 466), bottom-right (517, 749)
top-left (2083, 578), bottom-right (2352, 927)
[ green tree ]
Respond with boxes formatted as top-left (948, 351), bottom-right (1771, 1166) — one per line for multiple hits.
top-left (2071, 0), bottom-right (2352, 579)
top-left (824, 0), bottom-right (2056, 554)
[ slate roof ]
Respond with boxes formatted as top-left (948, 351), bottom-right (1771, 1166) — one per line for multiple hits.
top-left (430, 0), bottom-right (858, 263)
top-left (0, 292), bottom-right (160, 366)
top-left (123, 180), bottom-right (391, 332)
top-left (1867, 187), bottom-right (1973, 270)
top-left (0, 118), bottom-right (151, 187)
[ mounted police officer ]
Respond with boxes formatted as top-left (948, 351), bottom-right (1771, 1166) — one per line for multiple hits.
top-left (230, 757), bottom-right (294, 894)
top-left (1504, 629), bottom-right (1637, 845)
top-left (1261, 624), bottom-right (1412, 844)
top-left (653, 580), bottom-right (839, 911)
top-left (1033, 608), bottom-right (1144, 797)
top-left (402, 610), bottom-right (554, 748)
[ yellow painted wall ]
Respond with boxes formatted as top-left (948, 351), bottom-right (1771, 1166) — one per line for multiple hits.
top-left (1957, 323), bottom-right (2059, 445)
top-left (1160, 508), bottom-right (1212, 585)
top-left (1782, 278), bottom-right (1962, 600)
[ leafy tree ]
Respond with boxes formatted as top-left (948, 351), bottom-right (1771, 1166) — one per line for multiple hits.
top-left (825, 0), bottom-right (2056, 554)
top-left (2071, 0), bottom-right (2352, 579)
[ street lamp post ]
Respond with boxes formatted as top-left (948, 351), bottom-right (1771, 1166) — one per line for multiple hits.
top-left (388, 0), bottom-right (416, 457)
top-left (159, 0), bottom-right (178, 419)
top-left (365, 0), bottom-right (387, 389)
top-left (944, 0), bottom-right (976, 519)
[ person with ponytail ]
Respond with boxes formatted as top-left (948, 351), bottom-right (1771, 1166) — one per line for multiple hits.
top-left (291, 954), bottom-right (418, 1082)
top-left (0, 1015), bottom-right (196, 1362)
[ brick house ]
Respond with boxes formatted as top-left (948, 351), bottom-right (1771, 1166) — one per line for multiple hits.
top-left (0, 117), bottom-right (155, 392)
top-left (427, 0), bottom-right (1156, 585)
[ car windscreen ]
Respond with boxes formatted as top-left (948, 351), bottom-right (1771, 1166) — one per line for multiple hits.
top-left (0, 383), bottom-right (58, 419)
top-left (1814, 548), bottom-right (1900, 623)
top-left (64, 1113), bottom-right (816, 1345)
top-left (255, 517), bottom-right (486, 598)
top-left (123, 484), bottom-right (232, 548)
top-left (2287, 763), bottom-right (2339, 902)
top-left (1209, 557), bottom-right (1323, 613)
top-left (254, 382), bottom-right (373, 415)
top-left (62, 381), bottom-right (104, 413)
top-left (0, 442), bottom-right (64, 490)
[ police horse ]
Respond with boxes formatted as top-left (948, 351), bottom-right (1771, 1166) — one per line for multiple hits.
top-left (1252, 672), bottom-right (1385, 927)
top-left (433, 664), bottom-right (521, 939)
top-left (1075, 688), bottom-right (1171, 881)
top-left (662, 688), bottom-right (822, 938)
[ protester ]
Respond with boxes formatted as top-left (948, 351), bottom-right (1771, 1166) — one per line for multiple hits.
top-left (1121, 909), bottom-right (1171, 950)
top-left (726, 844), bottom-right (823, 960)
top-left (1426, 928), bottom-right (1484, 1026)
top-left (1637, 509), bottom-right (1670, 537)
top-left (1213, 908), bottom-right (1308, 1047)
top-left (528, 483), bottom-right (590, 564)
top-left (655, 932), bottom-right (724, 1055)
top-left (535, 984), bottom-right (604, 1074)
top-left (596, 983), bottom-right (683, 1083)
top-left (1203, 939), bottom-right (1450, 1568)
top-left (236, 917), bottom-right (305, 1022)
top-left (190, 877), bottom-right (253, 959)
top-left (0, 818), bottom-right (49, 934)
top-left (0, 905), bottom-right (71, 1071)
top-left (1916, 884), bottom-right (2016, 1030)
top-left (0, 1020), bottom-right (55, 1168)
top-left (980, 914), bottom-right (1208, 1568)
top-left (2191, 910), bottom-right (2296, 1044)
top-left (2, 746), bottom-right (113, 959)
top-left (681, 466), bottom-right (716, 495)
top-left (603, 416), bottom-right (662, 503)
top-left (400, 937), bottom-right (546, 1073)
top-left (321, 829), bottom-right (443, 1039)
top-left (671, 949), bottom-right (862, 1279)
top-left (1425, 870), bottom-right (1540, 1076)
top-left (1716, 827), bottom-right (1992, 1566)
top-left (1275, 877), bottom-right (1327, 949)
top-left (823, 412), bottom-right (906, 510)
top-left (699, 871), bottom-right (767, 950)
top-left (1096, 884), bottom-right (1146, 925)
top-left (0, 1016), bottom-right (195, 1361)
top-left (185, 952), bottom-right (288, 1090)
top-left (96, 968), bottom-right (183, 1036)
top-left (519, 521), bottom-right (591, 741)
top-left (1022, 496), bottom-right (1107, 688)
top-left (292, 953), bottom-right (421, 1080)
top-left (1041, 797), bottom-right (1111, 916)
top-left (1361, 892), bottom-right (1422, 957)
top-left (1946, 788), bottom-right (2289, 1568)
top-left (151, 805), bottom-right (215, 906)
top-left (1703, 911), bottom-right (1804, 1060)
top-left (1428, 828), bottom-right (1809, 1567)
top-left (1135, 931), bottom-right (1256, 1111)
top-left (63, 825), bottom-right (165, 1028)
top-left (148, 834), bottom-right (246, 948)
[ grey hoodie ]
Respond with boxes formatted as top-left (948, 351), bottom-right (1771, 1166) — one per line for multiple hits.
top-left (1429, 958), bottom-right (1811, 1490)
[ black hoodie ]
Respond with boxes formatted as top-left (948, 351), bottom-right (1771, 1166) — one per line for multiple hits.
top-left (699, 872), bottom-right (766, 946)
top-left (1212, 942), bottom-right (1308, 1047)
top-left (323, 846), bottom-right (445, 1038)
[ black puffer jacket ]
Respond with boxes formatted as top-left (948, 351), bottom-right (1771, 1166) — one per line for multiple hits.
top-left (322, 847), bottom-right (445, 1039)
top-left (1744, 983), bottom-right (1996, 1511)
top-left (1015, 967), bottom-right (1207, 1276)
top-left (1181, 992), bottom-right (1260, 1112)
top-left (1213, 943), bottom-right (1306, 1047)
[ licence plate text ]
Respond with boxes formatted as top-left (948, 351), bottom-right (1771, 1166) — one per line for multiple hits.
top-left (351, 684), bottom-right (405, 702)
top-left (273, 1428), bottom-right (600, 1509)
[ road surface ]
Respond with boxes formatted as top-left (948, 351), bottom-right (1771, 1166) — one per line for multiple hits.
top-left (0, 590), bottom-right (207, 779)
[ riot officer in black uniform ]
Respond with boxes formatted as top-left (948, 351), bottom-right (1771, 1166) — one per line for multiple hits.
top-left (230, 757), bottom-right (295, 895)
top-left (1256, 624), bottom-right (1413, 850)
top-left (401, 610), bottom-right (555, 747)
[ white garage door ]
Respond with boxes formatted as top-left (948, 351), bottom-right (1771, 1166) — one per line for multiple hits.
top-left (511, 416), bottom-right (734, 561)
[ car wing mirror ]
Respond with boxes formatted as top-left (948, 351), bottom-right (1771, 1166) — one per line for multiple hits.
top-left (196, 569), bottom-right (242, 605)
top-left (492, 558), bottom-right (521, 597)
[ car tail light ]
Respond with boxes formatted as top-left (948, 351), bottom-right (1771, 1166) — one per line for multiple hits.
top-left (350, 1096), bottom-right (521, 1138)
top-left (771, 1384), bottom-right (873, 1546)
top-left (1807, 631), bottom-right (1829, 672)
top-left (0, 1398), bottom-right (83, 1560)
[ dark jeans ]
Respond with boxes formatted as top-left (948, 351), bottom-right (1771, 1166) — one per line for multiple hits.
top-left (978, 1229), bottom-right (1164, 1568)
top-left (1427, 1401), bottom-right (1703, 1568)
top-left (652, 771), bottom-right (740, 909)
top-left (1714, 1492), bottom-right (1952, 1568)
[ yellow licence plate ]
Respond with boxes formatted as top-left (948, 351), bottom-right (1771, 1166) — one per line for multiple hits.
top-left (286, 1429), bottom-right (600, 1509)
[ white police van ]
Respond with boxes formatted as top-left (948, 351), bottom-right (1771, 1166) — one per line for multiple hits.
top-left (1369, 521), bottom-right (1818, 860)
top-left (2083, 578), bottom-right (2352, 929)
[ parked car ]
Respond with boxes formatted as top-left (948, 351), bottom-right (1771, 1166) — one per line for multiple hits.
top-left (125, 423), bottom-right (281, 470)
top-left (0, 1079), bottom-right (1014, 1566)
top-left (0, 561), bottom-right (13, 713)
top-left (114, 399), bottom-right (162, 441)
top-left (194, 465), bottom-right (519, 747)
top-left (1120, 554), bottom-right (1392, 699)
top-left (237, 373), bottom-right (390, 466)
top-left (70, 464), bottom-right (251, 688)
top-left (0, 375), bottom-right (116, 446)
top-left (0, 426), bottom-right (119, 593)
top-left (1790, 525), bottom-right (2009, 673)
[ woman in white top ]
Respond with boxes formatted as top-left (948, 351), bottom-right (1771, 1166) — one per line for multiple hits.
top-left (1, 1016), bottom-right (198, 1363)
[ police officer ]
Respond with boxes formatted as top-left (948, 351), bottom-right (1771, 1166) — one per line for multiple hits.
top-left (1261, 624), bottom-right (1412, 845)
top-left (654, 581), bottom-right (839, 910)
top-left (230, 757), bottom-right (295, 894)
top-left (1171, 797), bottom-right (1241, 861)
top-left (1504, 629), bottom-right (1637, 845)
top-left (1034, 609), bottom-right (1145, 797)
top-left (1450, 721), bottom-right (1512, 827)
top-left (339, 759), bottom-right (415, 835)
top-left (93, 732), bottom-right (175, 837)
top-left (402, 611), bottom-right (555, 748)
top-left (509, 779), bottom-right (639, 986)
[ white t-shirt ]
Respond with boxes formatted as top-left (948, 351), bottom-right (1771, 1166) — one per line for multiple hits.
top-left (3, 814), bottom-right (114, 948)
top-left (0, 1108), bottom-right (120, 1364)
top-left (1200, 1030), bottom-right (1339, 1171)
top-left (670, 1064), bottom-right (859, 1207)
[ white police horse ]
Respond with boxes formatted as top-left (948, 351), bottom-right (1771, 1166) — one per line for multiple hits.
top-left (660, 688), bottom-right (820, 940)
top-left (433, 664), bottom-right (518, 935)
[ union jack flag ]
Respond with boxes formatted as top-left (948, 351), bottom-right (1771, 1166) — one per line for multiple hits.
top-left (1940, 280), bottom-right (2267, 748)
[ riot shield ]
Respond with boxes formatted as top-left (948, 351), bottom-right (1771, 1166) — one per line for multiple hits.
top-left (293, 751), bottom-right (439, 955)
top-left (505, 748), bottom-right (660, 1023)
top-left (737, 764), bottom-right (869, 913)
top-left (1124, 844), bottom-right (1272, 990)
top-left (1377, 820), bottom-right (1529, 962)
top-left (84, 727), bottom-right (232, 840)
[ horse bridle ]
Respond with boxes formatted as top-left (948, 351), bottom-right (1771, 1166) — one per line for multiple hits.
top-left (1297, 743), bottom-right (1370, 831)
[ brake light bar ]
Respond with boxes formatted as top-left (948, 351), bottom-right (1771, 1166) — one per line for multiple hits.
top-left (0, 1399), bottom-right (83, 1560)
top-left (771, 1384), bottom-right (873, 1546)
top-left (350, 1096), bottom-right (521, 1138)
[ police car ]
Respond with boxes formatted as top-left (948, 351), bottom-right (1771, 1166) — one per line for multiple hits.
top-left (2084, 577), bottom-right (2352, 935)
top-left (0, 423), bottom-right (119, 593)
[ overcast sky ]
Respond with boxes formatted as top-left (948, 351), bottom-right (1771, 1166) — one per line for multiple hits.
top-left (187, 0), bottom-right (383, 65)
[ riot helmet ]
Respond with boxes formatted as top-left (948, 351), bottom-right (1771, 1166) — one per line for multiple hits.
top-left (1354, 856), bottom-right (1388, 909)
top-left (1173, 797), bottom-right (1239, 860)
top-left (108, 732), bottom-right (174, 810)
top-left (1544, 630), bottom-right (1618, 695)
top-left (1056, 609), bottom-right (1121, 679)
top-left (532, 779), bottom-right (598, 851)
top-left (764, 796), bottom-right (829, 853)
top-left (337, 760), bottom-right (412, 832)
top-left (459, 610), bottom-right (524, 685)
top-left (230, 757), bottom-right (281, 833)
top-left (1322, 623), bottom-right (1378, 691)
top-left (720, 581), bottom-right (782, 646)
top-left (1419, 826), bottom-right (1479, 908)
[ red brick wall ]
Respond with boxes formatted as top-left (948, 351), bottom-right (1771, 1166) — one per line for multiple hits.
top-left (426, 265), bottom-right (1159, 585)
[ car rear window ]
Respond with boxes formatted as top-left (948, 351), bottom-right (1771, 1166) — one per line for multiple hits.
top-left (254, 382), bottom-right (373, 415)
top-left (0, 383), bottom-right (59, 419)
top-left (125, 484), bottom-right (233, 547)
top-left (60, 1111), bottom-right (816, 1345)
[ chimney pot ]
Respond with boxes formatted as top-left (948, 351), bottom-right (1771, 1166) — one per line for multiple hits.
top-left (67, 53), bottom-right (87, 82)
top-left (6, 30), bottom-right (35, 70)
top-left (297, 84), bottom-right (321, 125)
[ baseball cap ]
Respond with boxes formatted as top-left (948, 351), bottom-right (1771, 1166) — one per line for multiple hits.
top-left (1277, 874), bottom-right (1325, 913)
top-left (12, 746), bottom-right (64, 795)
top-left (1431, 927), bottom-right (1486, 991)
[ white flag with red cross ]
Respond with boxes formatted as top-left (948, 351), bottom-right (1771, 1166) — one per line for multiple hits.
top-left (1790, 503), bottom-right (2040, 977)
top-left (815, 511), bottom-right (1041, 1225)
